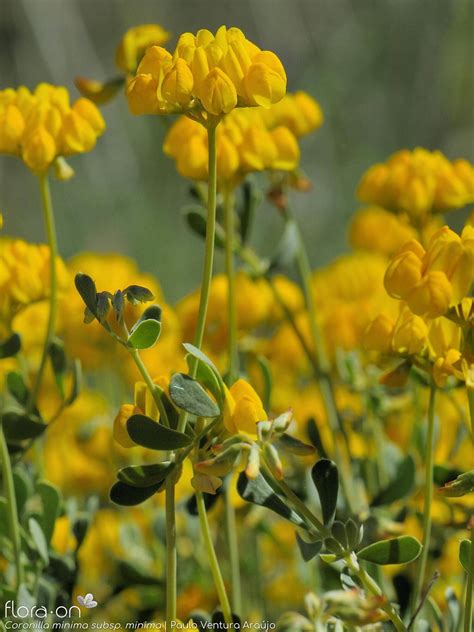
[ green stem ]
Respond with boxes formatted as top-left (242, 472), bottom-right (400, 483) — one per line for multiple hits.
top-left (177, 124), bottom-right (218, 434)
top-left (27, 173), bottom-right (58, 411)
top-left (224, 189), bottom-right (239, 384)
top-left (412, 382), bottom-right (437, 618)
top-left (196, 491), bottom-right (233, 623)
top-left (127, 347), bottom-right (170, 427)
top-left (224, 484), bottom-right (242, 614)
top-left (0, 419), bottom-right (24, 590)
top-left (345, 556), bottom-right (406, 632)
top-left (464, 388), bottom-right (474, 632)
top-left (165, 476), bottom-right (177, 627)
top-left (281, 207), bottom-right (356, 513)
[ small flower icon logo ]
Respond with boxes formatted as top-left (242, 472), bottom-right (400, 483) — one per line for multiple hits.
top-left (77, 593), bottom-right (98, 609)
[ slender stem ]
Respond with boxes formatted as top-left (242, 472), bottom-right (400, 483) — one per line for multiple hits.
top-left (196, 491), bottom-right (233, 623)
top-left (177, 124), bottom-right (218, 434)
top-left (464, 388), bottom-right (474, 632)
top-left (165, 475), bottom-right (177, 627)
top-left (412, 382), bottom-right (437, 617)
top-left (224, 485), bottom-right (242, 614)
top-left (127, 347), bottom-right (170, 427)
top-left (27, 174), bottom-right (58, 411)
top-left (224, 189), bottom-right (239, 384)
top-left (345, 556), bottom-right (406, 632)
top-left (262, 459), bottom-right (329, 538)
top-left (0, 420), bottom-right (24, 589)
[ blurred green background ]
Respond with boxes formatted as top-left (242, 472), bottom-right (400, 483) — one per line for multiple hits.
top-left (1, 0), bottom-right (473, 302)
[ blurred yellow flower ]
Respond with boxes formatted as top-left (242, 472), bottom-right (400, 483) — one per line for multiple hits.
top-left (0, 84), bottom-right (105, 173)
top-left (357, 148), bottom-right (474, 222)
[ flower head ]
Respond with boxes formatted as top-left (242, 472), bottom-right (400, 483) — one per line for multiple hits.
top-left (0, 84), bottom-right (105, 173)
top-left (127, 25), bottom-right (287, 118)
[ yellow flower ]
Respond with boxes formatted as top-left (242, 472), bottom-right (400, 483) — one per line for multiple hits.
top-left (357, 148), bottom-right (474, 222)
top-left (163, 89), bottom-right (321, 184)
top-left (383, 243), bottom-right (424, 300)
top-left (391, 308), bottom-right (428, 355)
top-left (200, 68), bottom-right (238, 115)
top-left (224, 379), bottom-right (267, 434)
top-left (161, 59), bottom-right (195, 107)
top-left (0, 84), bottom-right (105, 173)
top-left (0, 237), bottom-right (69, 334)
top-left (363, 313), bottom-right (395, 353)
top-left (115, 24), bottom-right (171, 74)
top-left (126, 25), bottom-right (287, 118)
top-left (113, 404), bottom-right (140, 448)
top-left (349, 206), bottom-right (417, 256)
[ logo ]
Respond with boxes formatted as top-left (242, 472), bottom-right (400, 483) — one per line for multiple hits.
top-left (76, 594), bottom-right (98, 609)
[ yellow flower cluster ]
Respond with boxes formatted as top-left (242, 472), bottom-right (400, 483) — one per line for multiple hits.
top-left (0, 83), bottom-right (105, 173)
top-left (163, 91), bottom-right (322, 183)
top-left (383, 225), bottom-right (474, 319)
top-left (0, 238), bottom-right (69, 334)
top-left (127, 26), bottom-right (287, 117)
top-left (357, 148), bottom-right (474, 221)
top-left (364, 223), bottom-right (474, 386)
top-left (177, 272), bottom-right (303, 358)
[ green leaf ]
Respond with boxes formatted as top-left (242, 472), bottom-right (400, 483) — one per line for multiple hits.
top-left (127, 414), bottom-right (192, 450)
top-left (255, 355), bottom-right (272, 411)
top-left (110, 480), bottom-right (164, 506)
top-left (169, 373), bottom-right (220, 418)
top-left (28, 517), bottom-right (49, 565)
top-left (295, 533), bottom-right (322, 562)
top-left (117, 462), bottom-right (174, 488)
top-left (140, 304), bottom-right (163, 322)
top-left (6, 372), bottom-right (29, 406)
top-left (0, 498), bottom-right (9, 537)
top-left (2, 410), bottom-right (47, 441)
top-left (238, 178), bottom-right (261, 245)
top-left (112, 289), bottom-right (124, 322)
top-left (186, 355), bottom-right (223, 404)
top-left (128, 319), bottom-right (161, 350)
top-left (49, 338), bottom-right (66, 397)
top-left (438, 470), bottom-right (474, 497)
top-left (372, 455), bottom-right (416, 506)
top-left (311, 459), bottom-right (339, 526)
top-left (183, 205), bottom-right (225, 248)
top-left (37, 480), bottom-right (61, 544)
top-left (237, 472), bottom-right (307, 528)
top-left (16, 583), bottom-right (35, 608)
top-left (96, 291), bottom-right (111, 323)
top-left (124, 285), bottom-right (154, 304)
top-left (357, 535), bottom-right (422, 565)
top-left (0, 332), bottom-right (21, 359)
top-left (182, 343), bottom-right (220, 374)
top-left (74, 273), bottom-right (97, 314)
top-left (13, 469), bottom-right (30, 517)
top-left (278, 433), bottom-right (315, 456)
top-left (459, 539), bottom-right (471, 573)
top-left (64, 359), bottom-right (82, 407)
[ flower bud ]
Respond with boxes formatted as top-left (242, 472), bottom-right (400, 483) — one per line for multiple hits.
top-left (126, 74), bottom-right (159, 115)
top-left (363, 314), bottom-right (395, 353)
top-left (271, 126), bottom-right (300, 171)
top-left (384, 249), bottom-right (423, 300)
top-left (391, 311), bottom-right (428, 355)
top-left (200, 68), bottom-right (238, 116)
top-left (0, 104), bottom-right (25, 153)
top-left (244, 51), bottom-right (287, 108)
top-left (161, 59), bottom-right (194, 107)
top-left (22, 126), bottom-right (56, 172)
top-left (406, 270), bottom-right (452, 318)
